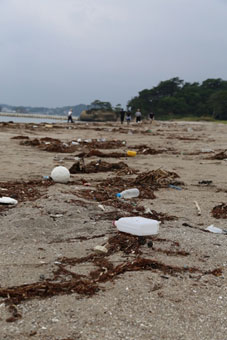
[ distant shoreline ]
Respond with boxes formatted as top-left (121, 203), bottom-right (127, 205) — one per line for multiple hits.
top-left (0, 112), bottom-right (71, 120)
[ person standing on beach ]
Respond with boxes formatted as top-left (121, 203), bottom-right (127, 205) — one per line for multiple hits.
top-left (135, 108), bottom-right (142, 123)
top-left (126, 110), bottom-right (131, 125)
top-left (149, 111), bottom-right (155, 123)
top-left (67, 108), bottom-right (74, 123)
top-left (120, 109), bottom-right (125, 124)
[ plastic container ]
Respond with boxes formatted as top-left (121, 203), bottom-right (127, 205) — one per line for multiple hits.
top-left (0, 197), bottom-right (18, 205)
top-left (116, 188), bottom-right (139, 199)
top-left (114, 216), bottom-right (160, 236)
top-left (127, 150), bottom-right (137, 157)
top-left (51, 166), bottom-right (70, 184)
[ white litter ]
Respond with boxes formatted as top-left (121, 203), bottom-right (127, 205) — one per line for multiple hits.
top-left (51, 166), bottom-right (70, 183)
top-left (0, 197), bottom-right (18, 205)
top-left (206, 225), bottom-right (223, 234)
top-left (94, 245), bottom-right (108, 254)
top-left (98, 204), bottom-right (105, 211)
top-left (201, 148), bottom-right (214, 153)
top-left (114, 216), bottom-right (160, 236)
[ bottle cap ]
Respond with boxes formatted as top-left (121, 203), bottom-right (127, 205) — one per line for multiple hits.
top-left (116, 193), bottom-right (121, 198)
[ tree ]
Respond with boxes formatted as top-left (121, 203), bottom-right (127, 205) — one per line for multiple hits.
top-left (152, 77), bottom-right (184, 98)
top-left (114, 104), bottom-right (122, 112)
top-left (90, 100), bottom-right (112, 111)
top-left (209, 90), bottom-right (227, 120)
top-left (201, 78), bottom-right (227, 90)
top-left (127, 77), bottom-right (227, 120)
top-left (128, 77), bottom-right (184, 117)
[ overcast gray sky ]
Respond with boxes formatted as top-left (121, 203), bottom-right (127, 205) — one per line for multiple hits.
top-left (1, 0), bottom-right (227, 108)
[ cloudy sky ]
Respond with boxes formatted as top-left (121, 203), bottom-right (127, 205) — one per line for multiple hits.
top-left (1, 0), bottom-right (227, 108)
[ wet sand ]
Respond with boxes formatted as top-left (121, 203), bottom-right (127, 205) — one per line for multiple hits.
top-left (0, 120), bottom-right (226, 340)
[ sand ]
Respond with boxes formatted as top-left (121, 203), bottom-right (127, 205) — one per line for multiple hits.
top-left (0, 120), bottom-right (226, 340)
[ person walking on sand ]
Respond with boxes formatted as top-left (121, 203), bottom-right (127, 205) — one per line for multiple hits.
top-left (135, 108), bottom-right (142, 123)
top-left (67, 108), bottom-right (74, 123)
top-left (126, 110), bottom-right (131, 125)
top-left (149, 111), bottom-right (155, 123)
top-left (120, 108), bottom-right (125, 124)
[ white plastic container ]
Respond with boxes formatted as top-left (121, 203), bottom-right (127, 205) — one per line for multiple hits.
top-left (114, 216), bottom-right (160, 236)
top-left (51, 166), bottom-right (70, 183)
top-left (116, 188), bottom-right (139, 199)
top-left (0, 197), bottom-right (18, 205)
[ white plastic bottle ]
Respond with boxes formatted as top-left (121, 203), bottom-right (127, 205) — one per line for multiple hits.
top-left (114, 216), bottom-right (160, 236)
top-left (116, 188), bottom-right (139, 199)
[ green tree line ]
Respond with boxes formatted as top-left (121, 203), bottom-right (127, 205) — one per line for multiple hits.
top-left (127, 77), bottom-right (227, 120)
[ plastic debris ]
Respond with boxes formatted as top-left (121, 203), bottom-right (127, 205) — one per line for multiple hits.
top-left (0, 197), bottom-right (18, 205)
top-left (144, 207), bottom-right (153, 215)
top-left (127, 150), bottom-right (137, 157)
top-left (116, 188), bottom-right (139, 199)
top-left (49, 214), bottom-right (64, 218)
top-left (206, 225), bottom-right (224, 234)
top-left (114, 216), bottom-right (160, 236)
top-left (94, 245), bottom-right (108, 254)
top-left (98, 204), bottom-right (105, 211)
top-left (201, 148), bottom-right (214, 153)
top-left (51, 166), bottom-right (70, 184)
top-left (169, 184), bottom-right (182, 190)
top-left (43, 176), bottom-right (50, 180)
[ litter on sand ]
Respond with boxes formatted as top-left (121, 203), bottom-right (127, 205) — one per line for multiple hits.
top-left (206, 225), bottom-right (227, 234)
top-left (51, 166), bottom-right (70, 183)
top-left (0, 197), bottom-right (18, 205)
top-left (114, 216), bottom-right (160, 236)
top-left (194, 201), bottom-right (201, 215)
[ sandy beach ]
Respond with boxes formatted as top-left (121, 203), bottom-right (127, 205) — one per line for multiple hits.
top-left (0, 119), bottom-right (226, 340)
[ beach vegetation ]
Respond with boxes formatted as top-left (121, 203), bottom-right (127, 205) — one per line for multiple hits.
top-left (127, 77), bottom-right (227, 121)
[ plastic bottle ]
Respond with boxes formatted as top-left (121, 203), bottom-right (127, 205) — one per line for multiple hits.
top-left (114, 216), bottom-right (160, 236)
top-left (116, 188), bottom-right (139, 199)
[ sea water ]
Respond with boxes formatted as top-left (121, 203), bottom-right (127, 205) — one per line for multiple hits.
top-left (0, 115), bottom-right (67, 124)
